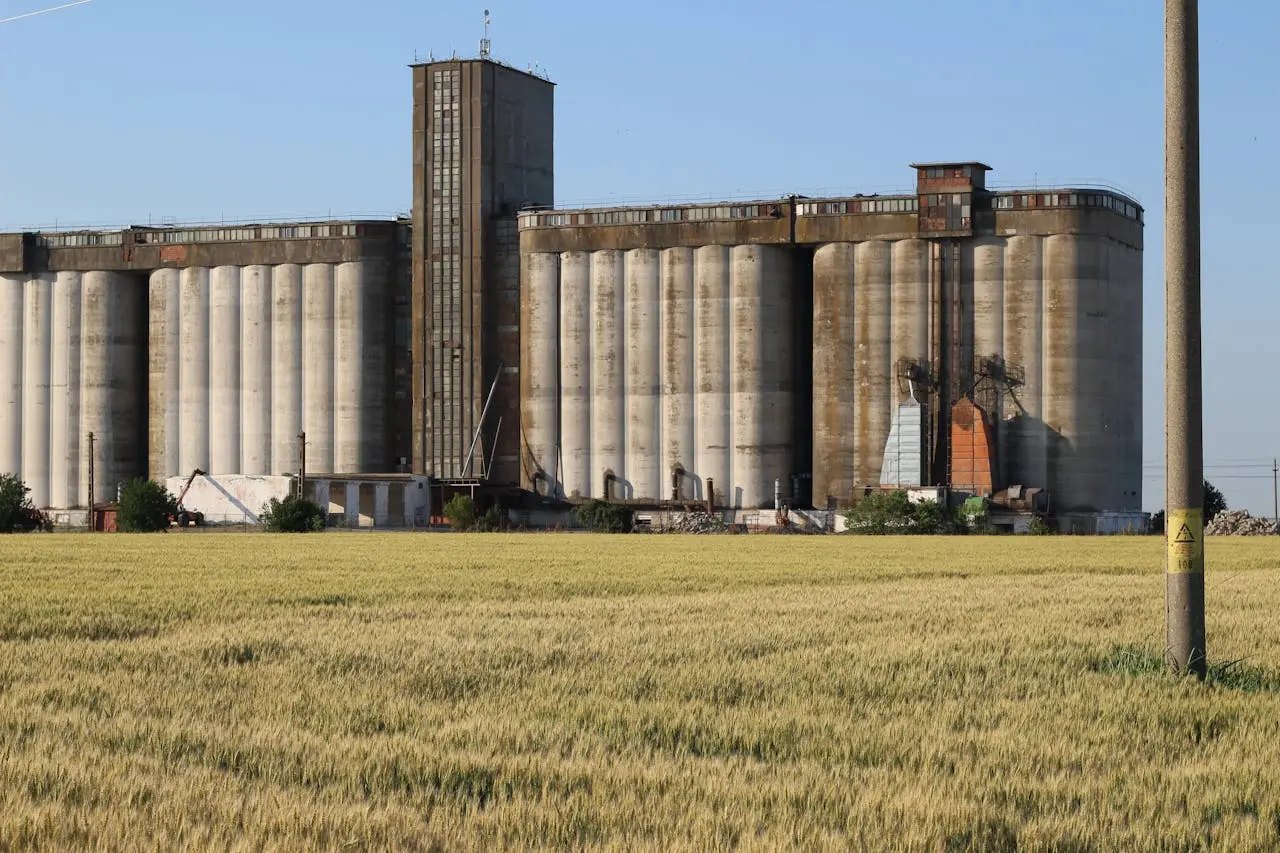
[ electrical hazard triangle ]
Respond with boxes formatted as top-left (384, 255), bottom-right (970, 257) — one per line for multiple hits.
top-left (1174, 523), bottom-right (1196, 544)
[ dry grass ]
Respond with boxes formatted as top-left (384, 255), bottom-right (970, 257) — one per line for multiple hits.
top-left (2, 534), bottom-right (1280, 851)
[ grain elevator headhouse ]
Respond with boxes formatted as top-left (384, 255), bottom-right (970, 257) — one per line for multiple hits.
top-left (410, 58), bottom-right (555, 485)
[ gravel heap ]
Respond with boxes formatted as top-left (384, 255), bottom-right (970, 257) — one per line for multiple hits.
top-left (1205, 509), bottom-right (1279, 536)
top-left (665, 512), bottom-right (728, 534)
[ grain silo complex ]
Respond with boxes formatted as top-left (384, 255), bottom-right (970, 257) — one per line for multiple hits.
top-left (0, 57), bottom-right (1144, 528)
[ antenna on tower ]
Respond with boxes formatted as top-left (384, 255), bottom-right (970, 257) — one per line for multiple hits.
top-left (479, 9), bottom-right (491, 59)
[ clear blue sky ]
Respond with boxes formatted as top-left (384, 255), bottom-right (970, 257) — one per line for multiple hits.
top-left (1, 0), bottom-right (1276, 516)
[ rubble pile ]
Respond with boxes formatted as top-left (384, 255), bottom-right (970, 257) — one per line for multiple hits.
top-left (759, 523), bottom-right (825, 535)
top-left (1205, 509), bottom-right (1279, 536)
top-left (665, 512), bottom-right (728, 534)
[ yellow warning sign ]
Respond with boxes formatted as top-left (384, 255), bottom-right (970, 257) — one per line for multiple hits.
top-left (1167, 508), bottom-right (1203, 574)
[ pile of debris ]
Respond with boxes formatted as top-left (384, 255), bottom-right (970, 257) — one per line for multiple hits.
top-left (759, 523), bottom-right (826, 535)
top-left (665, 512), bottom-right (727, 534)
top-left (1205, 509), bottom-right (1279, 536)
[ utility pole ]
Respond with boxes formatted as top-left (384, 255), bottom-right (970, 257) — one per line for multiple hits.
top-left (297, 431), bottom-right (307, 499)
top-left (1272, 458), bottom-right (1277, 524)
top-left (1165, 0), bottom-right (1206, 679)
top-left (86, 432), bottom-right (95, 531)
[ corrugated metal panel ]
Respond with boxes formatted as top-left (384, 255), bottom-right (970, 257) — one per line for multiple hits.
top-left (879, 396), bottom-right (924, 488)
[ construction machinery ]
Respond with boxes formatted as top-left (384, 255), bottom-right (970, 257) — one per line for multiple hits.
top-left (171, 469), bottom-right (207, 527)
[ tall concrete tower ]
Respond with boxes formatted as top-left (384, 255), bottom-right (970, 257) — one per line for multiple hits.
top-left (410, 59), bottom-right (554, 484)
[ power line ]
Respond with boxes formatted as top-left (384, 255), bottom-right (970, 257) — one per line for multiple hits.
top-left (0, 0), bottom-right (94, 26)
top-left (1142, 461), bottom-right (1276, 469)
top-left (1144, 474), bottom-right (1273, 480)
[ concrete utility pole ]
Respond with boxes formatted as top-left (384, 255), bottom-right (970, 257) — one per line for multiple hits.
top-left (297, 432), bottom-right (307, 499)
top-left (1165, 0), bottom-right (1207, 678)
top-left (86, 432), bottom-right (95, 531)
top-left (1272, 459), bottom-right (1277, 524)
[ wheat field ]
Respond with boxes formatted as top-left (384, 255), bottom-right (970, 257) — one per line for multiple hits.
top-left (2, 534), bottom-right (1280, 851)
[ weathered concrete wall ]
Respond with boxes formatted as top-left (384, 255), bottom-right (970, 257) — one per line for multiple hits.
top-left (811, 232), bottom-right (1142, 512)
top-left (147, 260), bottom-right (393, 482)
top-left (165, 473), bottom-right (292, 524)
top-left (520, 200), bottom-right (1141, 255)
top-left (0, 270), bottom-right (146, 508)
top-left (484, 217), bottom-right (522, 485)
top-left (520, 218), bottom-right (793, 253)
top-left (794, 212), bottom-right (918, 245)
top-left (811, 240), bottom-right (931, 504)
top-left (520, 244), bottom-right (795, 508)
top-left (9, 223), bottom-right (403, 274)
top-left (0, 235), bottom-right (24, 273)
top-left (412, 59), bottom-right (554, 480)
top-left (994, 207), bottom-right (1143, 251)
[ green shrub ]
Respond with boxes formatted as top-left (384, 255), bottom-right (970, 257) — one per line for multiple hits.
top-left (912, 499), bottom-right (960, 535)
top-left (444, 494), bottom-right (476, 531)
top-left (1204, 479), bottom-right (1227, 524)
top-left (575, 500), bottom-right (634, 533)
top-left (117, 479), bottom-right (178, 533)
top-left (1026, 515), bottom-right (1053, 536)
top-left (844, 491), bottom-right (915, 534)
top-left (472, 504), bottom-right (504, 532)
top-left (844, 492), bottom-right (974, 535)
top-left (0, 474), bottom-right (49, 534)
top-left (260, 494), bottom-right (325, 533)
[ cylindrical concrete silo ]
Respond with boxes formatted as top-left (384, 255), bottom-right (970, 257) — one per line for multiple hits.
top-left (1042, 234), bottom-right (1081, 509)
top-left (890, 239), bottom-right (930, 394)
top-left (624, 248), bottom-right (661, 501)
top-left (209, 266), bottom-right (242, 474)
top-left (660, 248), bottom-right (695, 499)
top-left (148, 269), bottom-right (181, 480)
top-left (81, 271), bottom-right (145, 504)
top-left (21, 275), bottom-right (53, 508)
top-left (1002, 235), bottom-right (1046, 492)
top-left (80, 272), bottom-right (110, 504)
top-left (270, 264), bottom-right (303, 476)
top-left (590, 250), bottom-right (625, 500)
top-left (888, 239), bottom-right (930, 488)
top-left (971, 238), bottom-right (1005, 485)
top-left (853, 241), bottom-right (892, 489)
top-left (178, 267), bottom-right (210, 473)
top-left (729, 245), bottom-right (763, 507)
top-left (114, 273), bottom-right (147, 498)
top-left (333, 261), bottom-right (364, 473)
top-left (1113, 241), bottom-right (1143, 510)
top-left (811, 243), bottom-right (856, 505)
top-left (1066, 234), bottom-right (1115, 512)
top-left (731, 244), bottom-right (793, 509)
top-left (521, 252), bottom-right (560, 494)
top-left (558, 251), bottom-right (591, 499)
top-left (354, 260), bottom-right (387, 472)
top-left (971, 239), bottom-right (1006, 364)
top-left (240, 265), bottom-right (272, 476)
top-left (49, 271), bottom-right (82, 509)
top-left (302, 263), bottom-right (335, 473)
top-left (693, 245), bottom-right (731, 504)
top-left (0, 274), bottom-right (23, 478)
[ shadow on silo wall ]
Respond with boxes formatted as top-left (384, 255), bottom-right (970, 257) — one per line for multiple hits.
top-left (790, 245), bottom-right (814, 508)
top-left (1002, 412), bottom-right (1073, 510)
